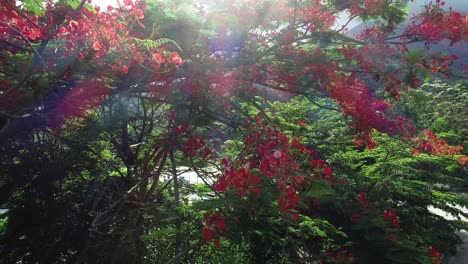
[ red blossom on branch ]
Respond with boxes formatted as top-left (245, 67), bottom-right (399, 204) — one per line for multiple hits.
top-left (383, 209), bottom-right (400, 228)
top-left (202, 213), bottom-right (227, 248)
top-left (428, 246), bottom-right (443, 264)
top-left (179, 129), bottom-right (214, 160)
top-left (358, 191), bottom-right (374, 210)
top-left (412, 129), bottom-right (463, 157)
top-left (54, 79), bottom-right (109, 124)
top-left (404, 7), bottom-right (468, 45)
top-left (214, 117), bottom-right (331, 219)
top-left (296, 120), bottom-right (309, 128)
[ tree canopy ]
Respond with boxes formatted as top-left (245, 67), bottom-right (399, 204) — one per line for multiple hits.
top-left (1, 0), bottom-right (468, 263)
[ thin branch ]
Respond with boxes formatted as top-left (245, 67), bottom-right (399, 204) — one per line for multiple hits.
top-left (0, 38), bottom-right (30, 52)
top-left (169, 149), bottom-right (182, 263)
top-left (0, 21), bottom-right (49, 96)
top-left (190, 163), bottom-right (220, 197)
top-left (144, 149), bottom-right (169, 201)
top-left (335, 14), bottom-right (359, 33)
top-left (164, 241), bottom-right (203, 264)
top-left (72, 0), bottom-right (88, 19)
top-left (0, 111), bottom-right (31, 119)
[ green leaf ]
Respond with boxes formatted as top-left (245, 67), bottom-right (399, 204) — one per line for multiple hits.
top-left (23, 0), bottom-right (45, 15)
top-left (67, 0), bottom-right (81, 10)
top-left (140, 226), bottom-right (176, 241)
top-left (406, 49), bottom-right (425, 63)
top-left (305, 179), bottom-right (335, 199)
top-left (135, 38), bottom-right (183, 52)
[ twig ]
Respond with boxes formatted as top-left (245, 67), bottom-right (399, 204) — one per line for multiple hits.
top-left (164, 241), bottom-right (203, 264)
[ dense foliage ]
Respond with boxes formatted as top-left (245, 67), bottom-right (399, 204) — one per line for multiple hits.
top-left (1, 0), bottom-right (467, 263)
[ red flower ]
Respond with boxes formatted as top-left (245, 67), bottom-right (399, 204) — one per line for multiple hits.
top-left (213, 238), bottom-right (221, 248)
top-left (153, 53), bottom-right (164, 63)
top-left (278, 187), bottom-right (300, 215)
top-left (123, 0), bottom-right (133, 6)
top-left (203, 229), bottom-right (213, 241)
top-left (412, 129), bottom-right (463, 160)
top-left (359, 192), bottom-right (368, 205)
top-left (358, 192), bottom-right (375, 210)
top-left (296, 120), bottom-right (309, 128)
top-left (214, 176), bottom-right (228, 192)
top-left (260, 155), bottom-right (278, 177)
top-left (122, 65), bottom-right (129, 75)
top-left (170, 52), bottom-right (183, 65)
top-left (136, 9), bottom-right (144, 19)
top-left (294, 176), bottom-right (304, 184)
top-left (428, 246), bottom-right (443, 264)
top-left (40, 26), bottom-right (49, 40)
top-left (202, 213), bottom-right (226, 248)
top-left (92, 40), bottom-right (104, 51)
top-left (252, 188), bottom-right (262, 194)
top-left (250, 174), bottom-right (259, 185)
top-left (291, 213), bottom-right (299, 220)
top-left (384, 209), bottom-right (400, 228)
top-left (311, 159), bottom-right (325, 168)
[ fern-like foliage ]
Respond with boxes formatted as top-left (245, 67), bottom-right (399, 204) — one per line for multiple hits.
top-left (22, 0), bottom-right (45, 15)
top-left (135, 38), bottom-right (182, 52)
top-left (66, 0), bottom-right (81, 9)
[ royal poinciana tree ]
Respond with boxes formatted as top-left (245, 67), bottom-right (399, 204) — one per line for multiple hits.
top-left (1, 0), bottom-right (468, 263)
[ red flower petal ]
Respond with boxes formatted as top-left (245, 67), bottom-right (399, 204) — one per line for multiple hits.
top-left (296, 120), bottom-right (309, 128)
top-left (215, 219), bottom-right (226, 230)
top-left (93, 41), bottom-right (103, 51)
top-left (294, 176), bottom-right (304, 183)
top-left (214, 238), bottom-right (221, 248)
top-left (203, 229), bottom-right (213, 241)
top-left (250, 175), bottom-right (259, 185)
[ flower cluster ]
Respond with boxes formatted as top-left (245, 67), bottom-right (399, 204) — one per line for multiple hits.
top-left (428, 246), bottom-right (443, 264)
top-left (214, 117), bottom-right (333, 219)
top-left (412, 129), bottom-right (463, 157)
top-left (172, 123), bottom-right (214, 161)
top-left (54, 79), bottom-right (109, 124)
top-left (311, 159), bottom-right (333, 184)
top-left (299, 0), bottom-right (336, 32)
top-left (404, 7), bottom-right (468, 45)
top-left (327, 76), bottom-right (414, 148)
top-left (207, 70), bottom-right (239, 97)
top-left (383, 209), bottom-right (400, 228)
top-left (348, 0), bottom-right (386, 16)
top-left (0, 0), bottom-right (184, 125)
top-left (412, 129), bottom-right (468, 168)
top-left (358, 191), bottom-right (374, 211)
top-left (0, 1), bottom-right (42, 50)
top-left (215, 162), bottom-right (262, 197)
top-left (202, 213), bottom-right (227, 248)
top-left (181, 134), bottom-right (213, 160)
top-left (55, 0), bottom-right (182, 74)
